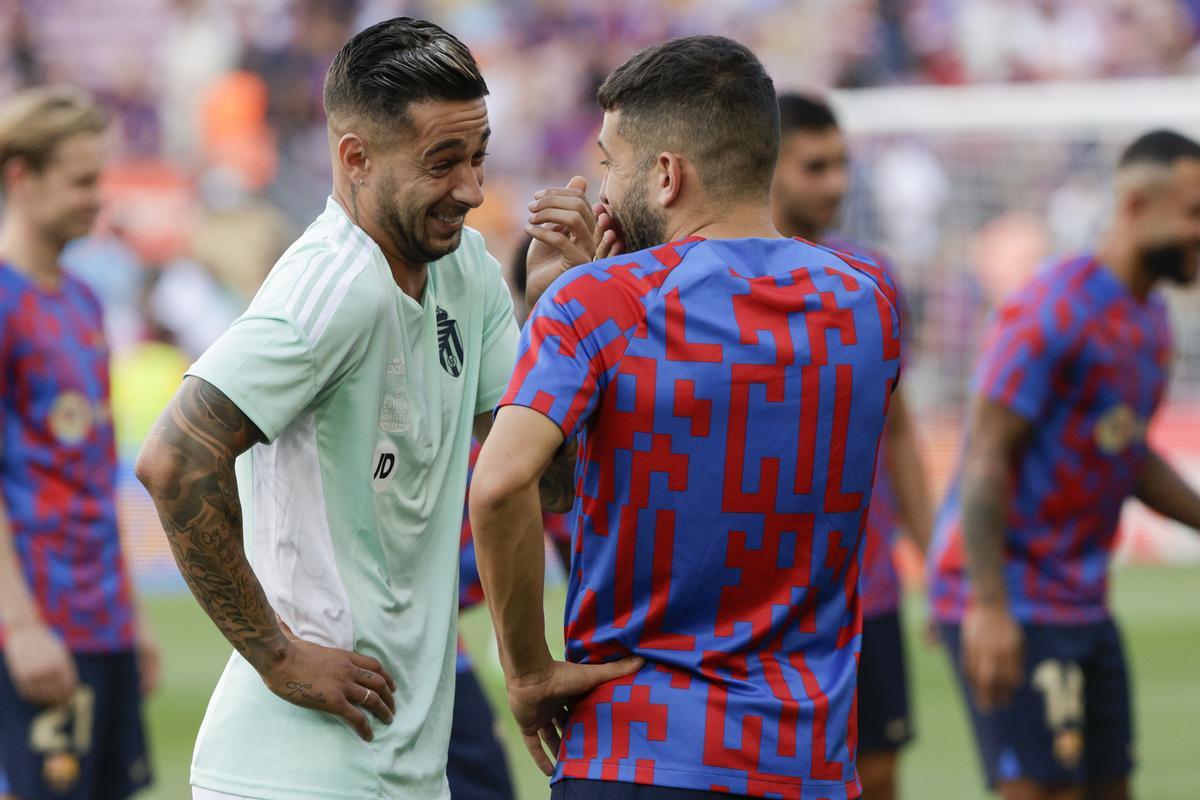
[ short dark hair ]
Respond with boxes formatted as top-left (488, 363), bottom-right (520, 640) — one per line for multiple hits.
top-left (777, 92), bottom-right (839, 135)
top-left (323, 17), bottom-right (487, 139)
top-left (1119, 129), bottom-right (1200, 169)
top-left (597, 35), bottom-right (779, 202)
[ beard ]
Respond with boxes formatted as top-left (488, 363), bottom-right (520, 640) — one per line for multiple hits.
top-left (1142, 243), bottom-right (1198, 286)
top-left (375, 170), bottom-right (469, 266)
top-left (611, 182), bottom-right (667, 254)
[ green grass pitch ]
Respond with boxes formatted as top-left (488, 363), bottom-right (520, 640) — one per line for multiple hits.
top-left (138, 565), bottom-right (1200, 799)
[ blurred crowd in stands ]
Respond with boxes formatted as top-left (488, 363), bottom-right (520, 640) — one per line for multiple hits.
top-left (3, 0), bottom-right (1200, 451)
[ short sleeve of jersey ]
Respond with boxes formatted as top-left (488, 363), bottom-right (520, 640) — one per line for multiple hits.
top-left (974, 299), bottom-right (1063, 423)
top-left (474, 249), bottom-right (519, 415)
top-left (498, 269), bottom-right (612, 439)
top-left (186, 314), bottom-right (318, 443)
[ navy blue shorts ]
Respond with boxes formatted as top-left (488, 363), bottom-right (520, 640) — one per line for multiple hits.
top-left (940, 619), bottom-right (1134, 788)
top-left (0, 650), bottom-right (150, 800)
top-left (551, 780), bottom-right (750, 799)
top-left (447, 665), bottom-right (514, 800)
top-left (857, 612), bottom-right (913, 753)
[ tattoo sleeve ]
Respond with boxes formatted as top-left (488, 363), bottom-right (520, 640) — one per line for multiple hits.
top-left (960, 398), bottom-right (1032, 608)
top-left (538, 438), bottom-right (578, 514)
top-left (136, 377), bottom-right (285, 671)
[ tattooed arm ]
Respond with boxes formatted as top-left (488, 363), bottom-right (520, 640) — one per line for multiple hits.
top-left (135, 376), bottom-right (396, 740)
top-left (959, 397), bottom-right (1033, 711)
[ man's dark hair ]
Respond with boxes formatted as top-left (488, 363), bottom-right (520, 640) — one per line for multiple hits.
top-left (1119, 129), bottom-right (1200, 169)
top-left (597, 35), bottom-right (779, 202)
top-left (323, 17), bottom-right (488, 139)
top-left (777, 92), bottom-right (839, 135)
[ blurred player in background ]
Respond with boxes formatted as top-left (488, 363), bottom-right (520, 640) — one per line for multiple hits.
top-left (770, 92), bottom-right (934, 800)
top-left (136, 17), bottom-right (520, 800)
top-left (0, 87), bottom-right (160, 800)
top-left (471, 35), bottom-right (901, 799)
top-left (929, 130), bottom-right (1200, 800)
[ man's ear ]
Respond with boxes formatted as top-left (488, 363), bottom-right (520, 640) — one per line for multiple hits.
top-left (654, 151), bottom-right (685, 209)
top-left (337, 132), bottom-right (371, 187)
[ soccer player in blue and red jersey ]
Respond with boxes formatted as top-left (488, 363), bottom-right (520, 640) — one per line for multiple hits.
top-left (928, 130), bottom-right (1200, 800)
top-left (471, 36), bottom-right (902, 800)
top-left (771, 93), bottom-right (933, 800)
top-left (0, 88), bottom-right (159, 800)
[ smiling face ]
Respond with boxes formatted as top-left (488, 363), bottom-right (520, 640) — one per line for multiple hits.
top-left (365, 97), bottom-right (490, 267)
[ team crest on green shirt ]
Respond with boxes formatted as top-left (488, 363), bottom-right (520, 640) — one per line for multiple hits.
top-left (437, 307), bottom-right (464, 378)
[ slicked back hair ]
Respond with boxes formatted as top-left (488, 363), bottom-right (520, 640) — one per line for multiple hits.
top-left (597, 35), bottom-right (779, 203)
top-left (1119, 129), bottom-right (1200, 170)
top-left (323, 17), bottom-right (488, 143)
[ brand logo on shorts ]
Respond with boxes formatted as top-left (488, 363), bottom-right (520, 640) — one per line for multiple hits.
top-left (437, 307), bottom-right (464, 378)
top-left (43, 752), bottom-right (80, 793)
top-left (372, 440), bottom-right (399, 493)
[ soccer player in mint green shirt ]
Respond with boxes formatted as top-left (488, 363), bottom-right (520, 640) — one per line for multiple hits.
top-left (136, 18), bottom-right (524, 800)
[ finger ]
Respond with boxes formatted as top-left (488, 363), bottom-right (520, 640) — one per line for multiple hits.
top-left (539, 722), bottom-right (562, 758)
top-left (351, 684), bottom-right (394, 725)
top-left (350, 652), bottom-right (396, 692)
top-left (566, 174), bottom-right (587, 193)
top-left (354, 668), bottom-right (396, 716)
top-left (337, 700), bottom-right (374, 741)
top-left (523, 730), bottom-right (555, 776)
top-left (529, 194), bottom-right (597, 231)
top-left (563, 656), bottom-right (644, 695)
top-left (528, 208), bottom-right (597, 244)
top-left (525, 224), bottom-right (588, 266)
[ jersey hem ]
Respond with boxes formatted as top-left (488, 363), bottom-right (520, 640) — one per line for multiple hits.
top-left (553, 761), bottom-right (861, 799)
top-left (193, 770), bottom-right (450, 800)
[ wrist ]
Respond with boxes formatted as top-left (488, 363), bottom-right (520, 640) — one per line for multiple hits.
top-left (245, 635), bottom-right (291, 677)
top-left (503, 649), bottom-right (555, 689)
top-left (2, 603), bottom-right (44, 633)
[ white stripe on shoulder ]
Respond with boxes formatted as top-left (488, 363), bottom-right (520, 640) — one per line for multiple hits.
top-left (283, 214), bottom-right (351, 315)
top-left (296, 231), bottom-right (366, 334)
top-left (309, 236), bottom-right (372, 343)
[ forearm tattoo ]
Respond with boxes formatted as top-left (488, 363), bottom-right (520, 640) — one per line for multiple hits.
top-left (961, 456), bottom-right (1010, 606)
top-left (145, 379), bottom-right (284, 669)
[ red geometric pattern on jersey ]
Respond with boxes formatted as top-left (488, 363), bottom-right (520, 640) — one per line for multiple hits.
top-left (929, 255), bottom-right (1171, 624)
top-left (826, 238), bottom-right (906, 620)
top-left (0, 263), bottom-right (134, 652)
top-left (500, 237), bottom-right (901, 798)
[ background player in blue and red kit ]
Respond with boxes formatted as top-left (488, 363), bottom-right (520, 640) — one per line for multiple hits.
top-left (770, 93), bottom-right (934, 800)
top-left (928, 130), bottom-right (1200, 800)
top-left (0, 88), bottom-right (160, 800)
top-left (471, 36), bottom-right (902, 800)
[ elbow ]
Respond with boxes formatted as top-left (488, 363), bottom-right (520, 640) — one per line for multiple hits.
top-left (134, 437), bottom-right (176, 500)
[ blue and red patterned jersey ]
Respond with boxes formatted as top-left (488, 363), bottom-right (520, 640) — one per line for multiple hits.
top-left (500, 237), bottom-right (901, 798)
top-left (0, 263), bottom-right (134, 653)
top-left (826, 238), bottom-right (906, 620)
top-left (929, 255), bottom-right (1171, 625)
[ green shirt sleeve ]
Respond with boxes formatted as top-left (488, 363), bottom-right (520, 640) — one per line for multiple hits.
top-left (186, 313), bottom-right (318, 443)
top-left (475, 249), bottom-right (519, 416)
